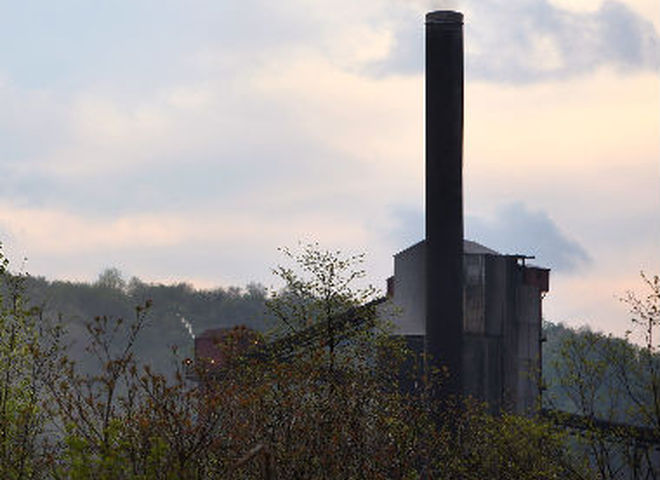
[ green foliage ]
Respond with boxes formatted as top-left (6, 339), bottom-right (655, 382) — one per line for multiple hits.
top-left (0, 244), bottom-right (51, 479)
top-left (545, 273), bottom-right (660, 479)
top-left (433, 399), bottom-right (585, 479)
top-left (267, 243), bottom-right (376, 332)
top-left (0, 241), bottom-right (590, 478)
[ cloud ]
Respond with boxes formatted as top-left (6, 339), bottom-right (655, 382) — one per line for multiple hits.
top-left (1, 42), bottom-right (424, 220)
top-left (386, 202), bottom-right (591, 273)
top-left (0, 198), bottom-right (389, 288)
top-left (385, 205), bottom-right (425, 251)
top-left (368, 0), bottom-right (659, 82)
top-left (465, 202), bottom-right (591, 272)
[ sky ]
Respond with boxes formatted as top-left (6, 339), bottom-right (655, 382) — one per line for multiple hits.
top-left (0, 0), bottom-right (658, 337)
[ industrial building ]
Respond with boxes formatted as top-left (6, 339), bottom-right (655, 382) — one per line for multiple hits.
top-left (375, 10), bottom-right (550, 415)
top-left (378, 239), bottom-right (549, 414)
top-left (192, 10), bottom-right (551, 416)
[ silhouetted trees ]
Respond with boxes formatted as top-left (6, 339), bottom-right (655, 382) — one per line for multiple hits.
top-left (0, 243), bottom-right (586, 478)
top-left (544, 273), bottom-right (660, 478)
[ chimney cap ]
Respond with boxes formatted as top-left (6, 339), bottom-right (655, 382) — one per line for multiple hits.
top-left (426, 10), bottom-right (463, 25)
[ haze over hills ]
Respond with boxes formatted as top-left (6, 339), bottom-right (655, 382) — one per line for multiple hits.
top-left (17, 266), bottom-right (655, 431)
top-left (21, 268), bottom-right (270, 374)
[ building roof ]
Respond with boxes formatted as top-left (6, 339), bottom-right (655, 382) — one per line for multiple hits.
top-left (394, 239), bottom-right (500, 257)
top-left (463, 239), bottom-right (500, 255)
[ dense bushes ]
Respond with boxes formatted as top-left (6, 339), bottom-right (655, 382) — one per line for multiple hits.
top-left (0, 243), bottom-right (585, 479)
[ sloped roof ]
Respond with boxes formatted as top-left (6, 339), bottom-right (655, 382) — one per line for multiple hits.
top-left (463, 239), bottom-right (499, 255)
top-left (395, 239), bottom-right (500, 257)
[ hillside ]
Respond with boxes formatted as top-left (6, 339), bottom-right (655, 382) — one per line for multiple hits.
top-left (21, 269), bottom-right (270, 374)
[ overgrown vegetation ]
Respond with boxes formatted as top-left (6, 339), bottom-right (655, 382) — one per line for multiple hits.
top-left (543, 273), bottom-right (660, 479)
top-left (2, 241), bottom-right (657, 478)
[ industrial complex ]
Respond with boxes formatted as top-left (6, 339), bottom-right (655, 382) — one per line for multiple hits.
top-left (195, 10), bottom-right (551, 416)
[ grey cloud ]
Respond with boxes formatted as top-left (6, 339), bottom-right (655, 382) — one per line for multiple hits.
top-left (367, 0), bottom-right (659, 83)
top-left (1, 136), bottom-right (361, 219)
top-left (387, 202), bottom-right (589, 272)
top-left (369, 16), bottom-right (424, 76)
top-left (466, 202), bottom-right (591, 272)
top-left (386, 204), bottom-right (425, 250)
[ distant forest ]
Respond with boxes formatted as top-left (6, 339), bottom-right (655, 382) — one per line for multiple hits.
top-left (20, 266), bottom-right (634, 412)
top-left (22, 268), bottom-right (271, 374)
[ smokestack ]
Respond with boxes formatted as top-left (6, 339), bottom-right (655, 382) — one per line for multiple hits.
top-left (425, 11), bottom-right (464, 398)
